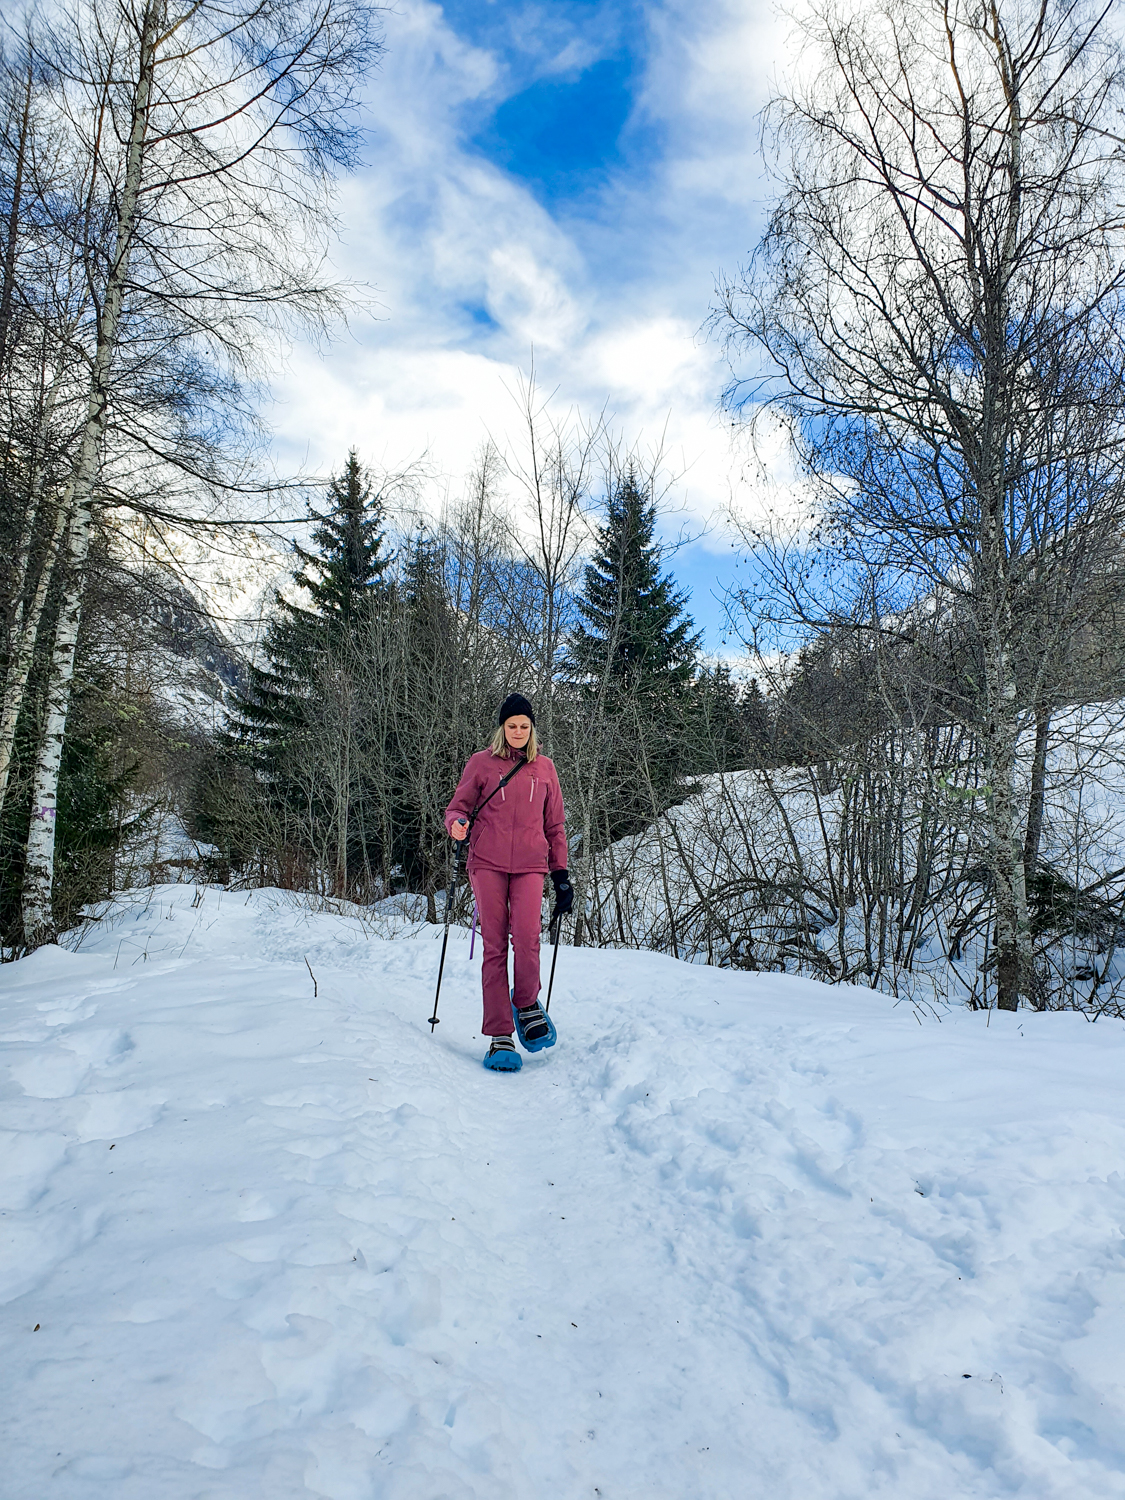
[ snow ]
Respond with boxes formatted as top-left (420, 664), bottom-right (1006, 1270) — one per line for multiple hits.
top-left (3, 885), bottom-right (1125, 1499)
top-left (113, 516), bottom-right (291, 652)
top-left (591, 701), bottom-right (1125, 1007)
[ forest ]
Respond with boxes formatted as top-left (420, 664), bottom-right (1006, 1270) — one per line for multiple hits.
top-left (4, 0), bottom-right (1125, 1017)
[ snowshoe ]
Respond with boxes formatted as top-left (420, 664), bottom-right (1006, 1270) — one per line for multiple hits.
top-left (483, 1035), bottom-right (522, 1072)
top-left (512, 999), bottom-right (557, 1053)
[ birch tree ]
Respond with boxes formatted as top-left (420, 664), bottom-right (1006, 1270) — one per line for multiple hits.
top-left (715, 0), bottom-right (1125, 1009)
top-left (0, 36), bottom-right (83, 818)
top-left (15, 0), bottom-right (382, 947)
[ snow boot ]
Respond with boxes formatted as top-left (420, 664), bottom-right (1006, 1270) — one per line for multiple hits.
top-left (483, 1035), bottom-right (522, 1072)
top-left (512, 999), bottom-right (557, 1053)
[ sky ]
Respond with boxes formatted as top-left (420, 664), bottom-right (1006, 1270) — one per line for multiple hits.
top-left (268, 0), bottom-right (789, 650)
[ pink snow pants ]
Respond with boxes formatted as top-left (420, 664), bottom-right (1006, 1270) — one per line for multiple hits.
top-left (470, 868), bottom-right (545, 1035)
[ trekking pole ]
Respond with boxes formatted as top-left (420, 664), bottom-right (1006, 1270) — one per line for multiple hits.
top-left (544, 911), bottom-right (563, 1014)
top-left (429, 835), bottom-right (465, 1031)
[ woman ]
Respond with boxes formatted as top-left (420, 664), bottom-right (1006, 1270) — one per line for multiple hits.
top-left (445, 693), bottom-right (573, 1072)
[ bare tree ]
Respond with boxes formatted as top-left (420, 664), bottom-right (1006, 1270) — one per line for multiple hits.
top-left (13, 0), bottom-right (382, 946)
top-left (499, 377), bottom-right (602, 751)
top-left (714, 0), bottom-right (1125, 1008)
top-left (0, 33), bottom-right (86, 818)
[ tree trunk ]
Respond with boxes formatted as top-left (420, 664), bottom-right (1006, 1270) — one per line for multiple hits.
top-left (335, 691), bottom-right (351, 898)
top-left (0, 352), bottom-right (72, 814)
top-left (0, 493), bottom-right (69, 815)
top-left (979, 9), bottom-right (1032, 1013)
top-left (20, 475), bottom-right (96, 946)
top-left (1022, 703), bottom-right (1050, 885)
top-left (981, 605), bottom-right (1030, 1011)
top-left (0, 55), bottom-right (32, 373)
top-left (571, 790), bottom-right (595, 948)
top-left (21, 5), bottom-right (158, 947)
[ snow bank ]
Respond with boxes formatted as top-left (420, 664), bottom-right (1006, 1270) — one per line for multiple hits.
top-left (2, 885), bottom-right (1124, 1498)
top-left (591, 701), bottom-right (1125, 1006)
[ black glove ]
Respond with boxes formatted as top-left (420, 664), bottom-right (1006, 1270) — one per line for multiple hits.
top-left (550, 869), bottom-right (573, 917)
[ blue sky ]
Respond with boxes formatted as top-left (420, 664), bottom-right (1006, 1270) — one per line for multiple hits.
top-left (270, 0), bottom-right (788, 650)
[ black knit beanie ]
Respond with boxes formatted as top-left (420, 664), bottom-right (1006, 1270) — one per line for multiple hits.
top-left (497, 693), bottom-right (535, 726)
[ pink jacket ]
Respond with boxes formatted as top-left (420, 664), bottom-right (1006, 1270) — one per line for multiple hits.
top-left (444, 749), bottom-right (568, 875)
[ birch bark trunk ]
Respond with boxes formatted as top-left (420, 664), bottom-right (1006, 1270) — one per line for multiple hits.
top-left (978, 10), bottom-right (1032, 1012)
top-left (0, 55), bottom-right (32, 373)
top-left (982, 609), bottom-right (1031, 1011)
top-left (21, 5), bottom-right (159, 947)
top-left (0, 491), bottom-right (70, 815)
top-left (0, 361), bottom-right (72, 814)
top-left (0, 56), bottom-right (71, 814)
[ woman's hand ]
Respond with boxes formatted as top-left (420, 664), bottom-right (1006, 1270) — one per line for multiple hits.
top-left (550, 869), bottom-right (573, 915)
top-left (451, 818), bottom-right (469, 842)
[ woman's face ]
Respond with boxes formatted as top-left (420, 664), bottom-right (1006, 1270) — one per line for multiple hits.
top-left (504, 716), bottom-right (532, 750)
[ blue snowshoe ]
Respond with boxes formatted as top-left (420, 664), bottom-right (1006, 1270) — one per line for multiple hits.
top-left (512, 998), bottom-right (557, 1053)
top-left (483, 1036), bottom-right (522, 1072)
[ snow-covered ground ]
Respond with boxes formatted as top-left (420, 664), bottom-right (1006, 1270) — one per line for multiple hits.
top-left (3, 886), bottom-right (1125, 1499)
top-left (592, 701), bottom-right (1125, 1006)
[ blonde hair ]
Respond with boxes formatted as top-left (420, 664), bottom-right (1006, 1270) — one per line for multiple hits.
top-left (489, 723), bottom-right (539, 761)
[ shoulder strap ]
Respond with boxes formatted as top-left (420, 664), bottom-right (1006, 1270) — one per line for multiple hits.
top-left (467, 755), bottom-right (528, 827)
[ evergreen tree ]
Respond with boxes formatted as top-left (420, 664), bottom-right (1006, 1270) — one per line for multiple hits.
top-left (291, 451), bottom-right (391, 630)
top-left (740, 677), bottom-right (770, 758)
top-left (690, 664), bottom-right (770, 773)
top-left (391, 531), bottom-right (460, 896)
top-left (221, 453), bottom-right (392, 896)
top-left (227, 451), bottom-right (390, 773)
top-left (570, 469), bottom-right (701, 706)
top-left (569, 470), bottom-right (702, 840)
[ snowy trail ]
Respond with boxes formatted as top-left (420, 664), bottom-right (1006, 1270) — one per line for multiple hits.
top-left (3, 887), bottom-right (1125, 1499)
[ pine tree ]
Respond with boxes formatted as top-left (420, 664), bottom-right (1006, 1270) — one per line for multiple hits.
top-left (570, 470), bottom-right (700, 706)
top-left (220, 453), bottom-right (392, 896)
top-left (569, 470), bottom-right (701, 840)
top-left (391, 531), bottom-right (460, 898)
top-left (291, 451), bottom-right (390, 631)
top-left (227, 451), bottom-right (390, 773)
top-left (690, 663), bottom-right (771, 772)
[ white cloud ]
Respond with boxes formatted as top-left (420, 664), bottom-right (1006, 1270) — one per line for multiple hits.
top-left (268, 0), bottom-right (789, 548)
